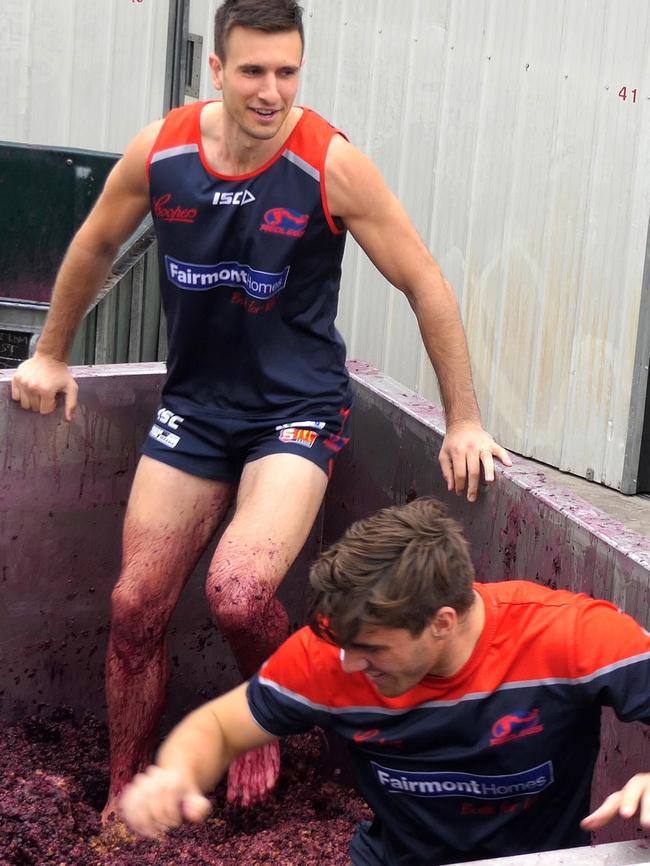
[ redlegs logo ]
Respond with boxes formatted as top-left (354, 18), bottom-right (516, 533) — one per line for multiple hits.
top-left (260, 207), bottom-right (310, 237)
top-left (490, 710), bottom-right (543, 746)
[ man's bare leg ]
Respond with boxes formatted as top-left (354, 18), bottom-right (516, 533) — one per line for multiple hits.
top-left (205, 453), bottom-right (328, 805)
top-left (102, 456), bottom-right (235, 820)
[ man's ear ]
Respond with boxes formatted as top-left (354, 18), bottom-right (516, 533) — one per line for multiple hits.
top-left (209, 53), bottom-right (224, 91)
top-left (431, 607), bottom-right (457, 639)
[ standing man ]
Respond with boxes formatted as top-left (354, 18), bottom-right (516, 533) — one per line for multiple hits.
top-left (11, 0), bottom-right (510, 818)
top-left (120, 498), bottom-right (650, 865)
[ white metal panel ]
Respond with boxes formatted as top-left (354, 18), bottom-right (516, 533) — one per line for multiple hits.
top-left (1, 0), bottom-right (169, 152)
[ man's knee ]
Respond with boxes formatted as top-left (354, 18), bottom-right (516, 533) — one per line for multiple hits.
top-left (110, 580), bottom-right (173, 658)
top-left (205, 560), bottom-right (279, 635)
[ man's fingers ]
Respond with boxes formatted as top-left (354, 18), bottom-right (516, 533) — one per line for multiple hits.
top-left (438, 449), bottom-right (454, 492)
top-left (63, 382), bottom-right (78, 421)
top-left (182, 793), bottom-right (212, 823)
top-left (10, 357), bottom-right (76, 417)
top-left (479, 449), bottom-right (495, 484)
top-left (582, 775), bottom-right (650, 831)
top-left (120, 766), bottom-right (210, 839)
top-left (451, 452), bottom-right (467, 497)
top-left (39, 393), bottom-right (58, 415)
top-left (465, 451), bottom-right (481, 502)
top-left (581, 791), bottom-right (622, 830)
top-left (619, 774), bottom-right (650, 826)
top-left (493, 445), bottom-right (512, 467)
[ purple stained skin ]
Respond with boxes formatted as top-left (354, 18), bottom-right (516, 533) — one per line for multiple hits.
top-left (0, 710), bottom-right (369, 866)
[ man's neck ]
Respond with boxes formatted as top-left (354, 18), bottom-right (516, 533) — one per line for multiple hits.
top-left (201, 103), bottom-right (300, 176)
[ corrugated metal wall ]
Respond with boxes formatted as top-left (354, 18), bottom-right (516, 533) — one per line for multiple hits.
top-left (1, 0), bottom-right (169, 151)
top-left (191, 0), bottom-right (650, 491)
top-left (300, 0), bottom-right (650, 491)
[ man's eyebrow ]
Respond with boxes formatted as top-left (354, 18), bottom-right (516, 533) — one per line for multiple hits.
top-left (347, 641), bottom-right (387, 650)
top-left (236, 63), bottom-right (301, 71)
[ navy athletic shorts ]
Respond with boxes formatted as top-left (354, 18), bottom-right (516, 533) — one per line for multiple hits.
top-left (141, 401), bottom-right (352, 482)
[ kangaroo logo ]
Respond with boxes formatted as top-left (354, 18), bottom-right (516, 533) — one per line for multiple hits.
top-left (490, 710), bottom-right (544, 746)
top-left (260, 208), bottom-right (310, 237)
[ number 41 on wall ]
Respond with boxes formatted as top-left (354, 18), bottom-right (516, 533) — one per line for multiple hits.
top-left (618, 87), bottom-right (637, 102)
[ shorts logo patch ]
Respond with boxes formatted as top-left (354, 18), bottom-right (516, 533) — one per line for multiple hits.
top-left (371, 761), bottom-right (554, 799)
top-left (148, 424), bottom-right (180, 449)
top-left (490, 710), bottom-right (544, 746)
top-left (279, 427), bottom-right (318, 447)
top-left (260, 208), bottom-right (310, 237)
top-left (156, 407), bottom-right (184, 430)
top-left (165, 255), bottom-right (290, 300)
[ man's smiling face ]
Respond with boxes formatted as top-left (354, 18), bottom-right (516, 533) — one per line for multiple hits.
top-left (340, 623), bottom-right (444, 698)
top-left (210, 26), bottom-right (303, 143)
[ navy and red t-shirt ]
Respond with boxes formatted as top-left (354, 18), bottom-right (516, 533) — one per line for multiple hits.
top-left (147, 101), bottom-right (351, 419)
top-left (247, 581), bottom-right (650, 865)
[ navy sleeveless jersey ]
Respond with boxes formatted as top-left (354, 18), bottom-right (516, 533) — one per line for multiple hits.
top-left (147, 101), bottom-right (352, 418)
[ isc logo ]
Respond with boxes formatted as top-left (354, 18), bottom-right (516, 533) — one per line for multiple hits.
top-left (212, 190), bottom-right (256, 206)
top-left (156, 407), bottom-right (184, 430)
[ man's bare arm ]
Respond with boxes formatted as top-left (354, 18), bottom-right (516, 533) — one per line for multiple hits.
top-left (325, 136), bottom-right (511, 501)
top-left (120, 683), bottom-right (278, 838)
top-left (10, 120), bottom-right (162, 419)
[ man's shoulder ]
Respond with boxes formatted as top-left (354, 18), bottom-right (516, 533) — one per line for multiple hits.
top-left (480, 579), bottom-right (637, 647)
top-left (261, 626), bottom-right (339, 678)
top-left (480, 579), bottom-right (588, 608)
top-left (290, 106), bottom-right (348, 155)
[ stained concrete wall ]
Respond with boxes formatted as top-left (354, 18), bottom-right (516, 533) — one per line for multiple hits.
top-left (2, 361), bottom-right (650, 848)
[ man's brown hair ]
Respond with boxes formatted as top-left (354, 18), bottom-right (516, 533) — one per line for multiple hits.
top-left (309, 497), bottom-right (475, 646)
top-left (214, 0), bottom-right (304, 60)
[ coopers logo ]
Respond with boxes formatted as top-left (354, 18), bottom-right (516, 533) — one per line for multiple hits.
top-left (261, 207), bottom-right (310, 237)
top-left (153, 193), bottom-right (198, 224)
top-left (490, 710), bottom-right (544, 746)
top-left (371, 761), bottom-right (554, 799)
top-left (164, 255), bottom-right (290, 300)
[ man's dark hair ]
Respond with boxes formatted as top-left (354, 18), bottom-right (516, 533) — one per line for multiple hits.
top-left (309, 497), bottom-right (476, 646)
top-left (214, 0), bottom-right (304, 60)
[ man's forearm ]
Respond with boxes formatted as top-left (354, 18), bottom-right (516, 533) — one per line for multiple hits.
top-left (156, 703), bottom-right (235, 793)
top-left (36, 236), bottom-right (117, 362)
top-left (408, 275), bottom-right (481, 427)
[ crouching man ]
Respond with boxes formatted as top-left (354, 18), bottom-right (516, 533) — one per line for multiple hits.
top-left (120, 497), bottom-right (650, 865)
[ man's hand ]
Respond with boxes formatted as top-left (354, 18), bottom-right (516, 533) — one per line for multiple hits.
top-left (120, 765), bottom-right (212, 839)
top-left (439, 421), bottom-right (512, 502)
top-left (581, 773), bottom-right (650, 832)
top-left (11, 354), bottom-right (78, 421)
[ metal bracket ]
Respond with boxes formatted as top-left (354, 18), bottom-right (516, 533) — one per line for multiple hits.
top-left (185, 33), bottom-right (203, 98)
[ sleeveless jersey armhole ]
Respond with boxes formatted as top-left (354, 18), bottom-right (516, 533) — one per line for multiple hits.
top-left (146, 101), bottom-right (207, 181)
top-left (321, 132), bottom-right (347, 236)
top-left (288, 108), bottom-right (348, 237)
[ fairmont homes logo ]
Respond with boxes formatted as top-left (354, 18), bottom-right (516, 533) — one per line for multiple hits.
top-left (164, 255), bottom-right (290, 300)
top-left (371, 761), bottom-right (554, 799)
